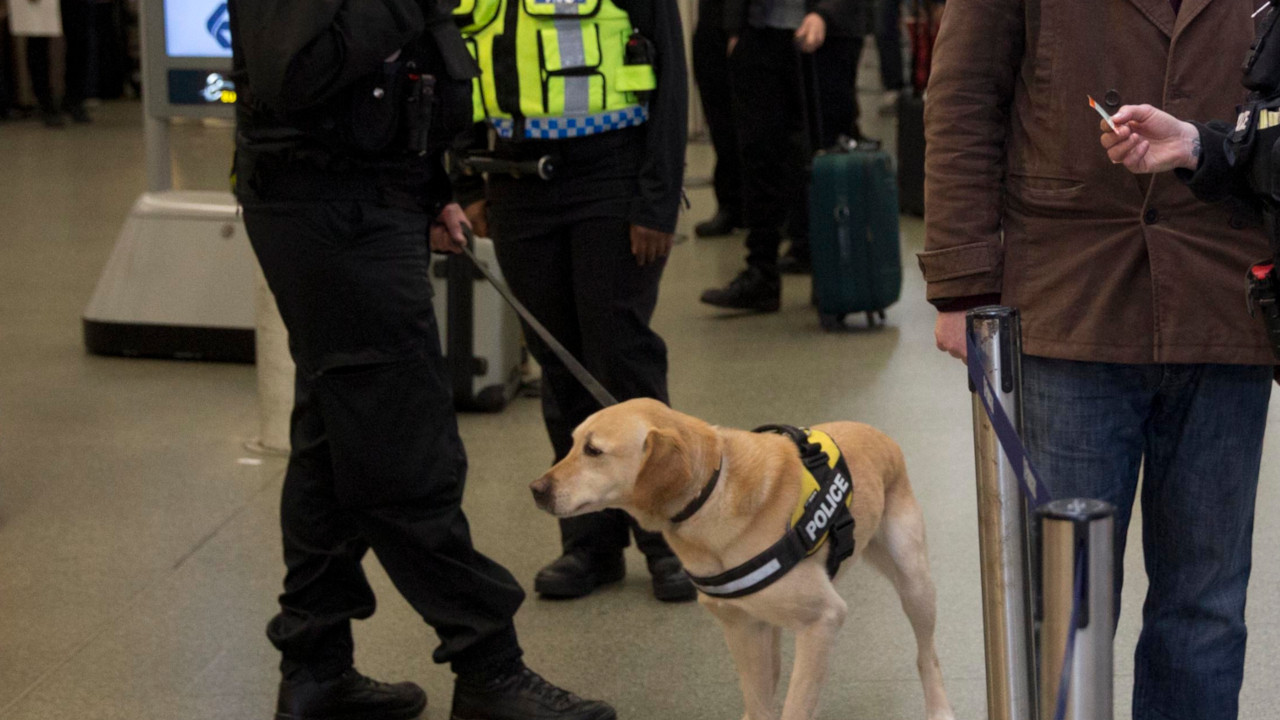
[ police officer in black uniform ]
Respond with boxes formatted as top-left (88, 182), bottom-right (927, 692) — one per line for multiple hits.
top-left (228, 1), bottom-right (616, 718)
top-left (457, 0), bottom-right (693, 602)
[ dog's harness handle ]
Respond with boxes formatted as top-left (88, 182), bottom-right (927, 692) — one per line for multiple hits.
top-left (685, 425), bottom-right (857, 598)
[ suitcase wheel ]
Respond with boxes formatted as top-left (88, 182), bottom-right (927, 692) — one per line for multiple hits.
top-left (820, 313), bottom-right (844, 331)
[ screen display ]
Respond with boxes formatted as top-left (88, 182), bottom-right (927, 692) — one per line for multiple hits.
top-left (164, 0), bottom-right (233, 58)
top-left (168, 69), bottom-right (237, 105)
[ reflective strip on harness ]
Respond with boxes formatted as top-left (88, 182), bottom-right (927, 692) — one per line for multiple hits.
top-left (490, 105), bottom-right (648, 139)
top-left (695, 558), bottom-right (785, 597)
top-left (687, 426), bottom-right (856, 599)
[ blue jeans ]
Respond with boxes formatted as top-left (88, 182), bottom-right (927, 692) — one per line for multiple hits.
top-left (1022, 357), bottom-right (1271, 720)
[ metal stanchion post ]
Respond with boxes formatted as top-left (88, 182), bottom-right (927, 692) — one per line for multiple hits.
top-left (968, 306), bottom-right (1038, 720)
top-left (1038, 499), bottom-right (1115, 720)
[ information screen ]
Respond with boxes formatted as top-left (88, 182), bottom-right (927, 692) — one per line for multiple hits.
top-left (164, 0), bottom-right (232, 58)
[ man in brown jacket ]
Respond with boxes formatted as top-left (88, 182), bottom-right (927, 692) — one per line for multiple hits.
top-left (920, 2), bottom-right (1273, 718)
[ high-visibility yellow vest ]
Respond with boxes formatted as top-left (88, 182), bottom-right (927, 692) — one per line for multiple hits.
top-left (454, 0), bottom-right (657, 139)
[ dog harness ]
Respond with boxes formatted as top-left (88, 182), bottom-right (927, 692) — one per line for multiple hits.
top-left (676, 425), bottom-right (856, 599)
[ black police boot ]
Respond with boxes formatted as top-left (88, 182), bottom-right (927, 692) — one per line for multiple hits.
top-left (694, 208), bottom-right (740, 237)
top-left (450, 663), bottom-right (617, 720)
top-left (38, 100), bottom-right (63, 128)
top-left (778, 244), bottom-right (811, 275)
top-left (533, 551), bottom-right (625, 599)
top-left (275, 668), bottom-right (427, 720)
top-left (62, 100), bottom-right (91, 124)
top-left (647, 555), bottom-right (696, 602)
top-left (700, 266), bottom-right (782, 312)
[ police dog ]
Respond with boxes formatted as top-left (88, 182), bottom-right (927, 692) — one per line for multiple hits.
top-left (529, 399), bottom-right (955, 720)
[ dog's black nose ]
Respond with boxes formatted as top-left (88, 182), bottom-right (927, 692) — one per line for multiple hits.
top-left (530, 476), bottom-right (553, 509)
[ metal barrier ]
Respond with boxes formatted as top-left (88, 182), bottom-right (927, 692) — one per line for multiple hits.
top-left (967, 306), bottom-right (1116, 720)
top-left (1038, 500), bottom-right (1115, 720)
top-left (967, 307), bottom-right (1038, 720)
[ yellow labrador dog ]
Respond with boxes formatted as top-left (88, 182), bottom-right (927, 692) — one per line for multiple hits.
top-left (529, 398), bottom-right (954, 720)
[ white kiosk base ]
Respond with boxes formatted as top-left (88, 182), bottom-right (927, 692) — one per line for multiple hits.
top-left (83, 190), bottom-right (257, 362)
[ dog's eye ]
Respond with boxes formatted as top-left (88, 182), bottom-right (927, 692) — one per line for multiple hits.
top-left (583, 444), bottom-right (603, 457)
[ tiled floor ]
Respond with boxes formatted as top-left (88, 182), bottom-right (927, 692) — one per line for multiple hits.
top-left (3, 87), bottom-right (1280, 719)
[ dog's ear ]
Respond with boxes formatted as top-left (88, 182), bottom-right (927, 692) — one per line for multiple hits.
top-left (632, 427), bottom-right (694, 517)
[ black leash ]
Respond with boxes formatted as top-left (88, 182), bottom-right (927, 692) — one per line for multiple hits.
top-left (457, 225), bottom-right (618, 409)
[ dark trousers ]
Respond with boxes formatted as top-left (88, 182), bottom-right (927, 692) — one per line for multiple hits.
top-left (1023, 357), bottom-right (1271, 720)
top-left (787, 37), bottom-right (861, 255)
top-left (26, 0), bottom-right (92, 108)
top-left (875, 0), bottom-right (905, 91)
top-left (732, 27), bottom-right (808, 271)
top-left (242, 199), bottom-right (525, 681)
top-left (490, 210), bottom-right (673, 560)
top-left (486, 129), bottom-right (675, 560)
top-left (810, 37), bottom-right (861, 149)
top-left (692, 12), bottom-right (741, 220)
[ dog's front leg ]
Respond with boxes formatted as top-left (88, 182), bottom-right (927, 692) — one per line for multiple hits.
top-left (778, 590), bottom-right (847, 720)
top-left (707, 601), bottom-right (782, 720)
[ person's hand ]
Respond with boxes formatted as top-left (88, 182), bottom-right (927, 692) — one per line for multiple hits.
top-left (934, 311), bottom-right (967, 361)
top-left (431, 202), bottom-right (470, 253)
top-left (464, 199), bottom-right (490, 239)
top-left (795, 13), bottom-right (827, 53)
top-left (727, 36), bottom-right (738, 56)
top-left (1100, 104), bottom-right (1201, 174)
top-left (630, 225), bottom-right (673, 266)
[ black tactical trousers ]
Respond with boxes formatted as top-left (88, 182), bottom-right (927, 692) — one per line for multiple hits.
top-left (692, 8), bottom-right (742, 220)
top-left (485, 131), bottom-right (675, 560)
top-left (242, 198), bottom-right (525, 681)
top-left (731, 26), bottom-right (809, 271)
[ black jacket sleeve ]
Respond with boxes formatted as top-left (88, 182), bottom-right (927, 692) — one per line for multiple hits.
top-left (625, 0), bottom-right (688, 233)
top-left (236, 0), bottom-right (425, 112)
top-left (1175, 121), bottom-right (1257, 205)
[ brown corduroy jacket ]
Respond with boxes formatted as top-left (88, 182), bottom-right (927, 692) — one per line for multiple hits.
top-left (918, 0), bottom-right (1273, 365)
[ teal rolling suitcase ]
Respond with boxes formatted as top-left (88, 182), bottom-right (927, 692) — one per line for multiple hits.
top-left (809, 147), bottom-right (903, 330)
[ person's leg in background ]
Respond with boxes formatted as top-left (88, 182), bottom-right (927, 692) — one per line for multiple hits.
top-left (59, 0), bottom-right (92, 121)
top-left (692, 7), bottom-right (742, 237)
top-left (0, 25), bottom-right (14, 120)
top-left (780, 37), bottom-right (861, 275)
top-left (701, 27), bottom-right (807, 312)
top-left (1131, 364), bottom-right (1270, 720)
top-left (25, 35), bottom-right (61, 126)
top-left (875, 0), bottom-right (905, 114)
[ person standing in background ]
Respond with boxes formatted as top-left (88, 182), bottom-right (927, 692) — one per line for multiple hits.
top-left (458, 0), bottom-right (695, 603)
top-left (11, 0), bottom-right (91, 126)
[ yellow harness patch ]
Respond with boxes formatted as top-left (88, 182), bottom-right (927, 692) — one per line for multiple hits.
top-left (787, 429), bottom-right (853, 556)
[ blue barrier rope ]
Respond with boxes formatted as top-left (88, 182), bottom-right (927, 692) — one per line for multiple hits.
top-left (965, 329), bottom-right (1087, 720)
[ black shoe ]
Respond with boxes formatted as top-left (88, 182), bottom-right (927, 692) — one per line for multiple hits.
top-left (694, 209), bottom-right (740, 237)
top-left (778, 249), bottom-right (811, 275)
top-left (275, 668), bottom-right (426, 720)
top-left (451, 664), bottom-right (616, 720)
top-left (534, 551), bottom-right (625, 599)
top-left (62, 102), bottom-right (91, 124)
top-left (700, 266), bottom-right (781, 312)
top-left (647, 556), bottom-right (696, 602)
top-left (39, 104), bottom-right (64, 128)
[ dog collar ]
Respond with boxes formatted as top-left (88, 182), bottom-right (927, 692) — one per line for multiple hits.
top-left (670, 459), bottom-right (723, 523)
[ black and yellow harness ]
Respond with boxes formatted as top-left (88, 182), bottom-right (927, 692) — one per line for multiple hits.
top-left (670, 425), bottom-right (856, 599)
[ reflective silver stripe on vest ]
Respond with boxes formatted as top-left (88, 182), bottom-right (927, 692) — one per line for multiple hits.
top-left (554, 19), bottom-right (590, 115)
top-left (690, 558), bottom-right (784, 596)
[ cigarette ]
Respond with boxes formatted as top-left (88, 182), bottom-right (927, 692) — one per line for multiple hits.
top-left (1089, 95), bottom-right (1118, 132)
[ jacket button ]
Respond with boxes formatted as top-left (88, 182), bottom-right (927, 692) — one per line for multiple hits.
top-left (1104, 90), bottom-right (1121, 109)
top-left (1144, 208), bottom-right (1159, 224)
top-left (1230, 215), bottom-right (1248, 230)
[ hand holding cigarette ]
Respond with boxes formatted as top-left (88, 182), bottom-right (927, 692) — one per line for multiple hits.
top-left (1097, 103), bottom-right (1202, 174)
